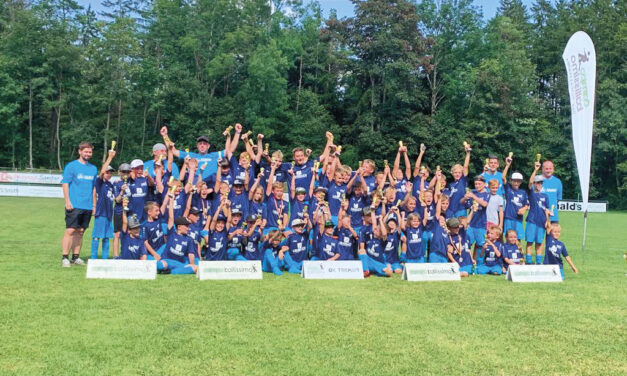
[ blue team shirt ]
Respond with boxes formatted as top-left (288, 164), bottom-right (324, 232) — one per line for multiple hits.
top-left (61, 159), bottom-right (98, 210)
top-left (316, 233), bottom-right (339, 260)
top-left (289, 199), bottom-right (308, 227)
top-left (334, 227), bottom-right (355, 260)
top-left (544, 234), bottom-right (568, 267)
top-left (420, 202), bottom-right (437, 232)
top-left (481, 171), bottom-right (504, 195)
top-left (112, 180), bottom-right (128, 215)
top-left (141, 220), bottom-right (165, 251)
top-left (502, 243), bottom-right (522, 265)
top-left (429, 222), bottom-right (450, 257)
top-left (119, 231), bottom-right (147, 260)
top-left (483, 241), bottom-right (503, 267)
top-left (468, 190), bottom-right (491, 229)
top-left (243, 229), bottom-right (263, 260)
top-left (206, 229), bottom-right (228, 260)
top-left (94, 177), bottom-right (115, 219)
top-left (161, 227), bottom-right (196, 263)
top-left (286, 232), bottom-right (309, 263)
top-left (504, 183), bottom-right (529, 221)
top-left (128, 176), bottom-right (149, 222)
top-left (178, 150), bottom-right (226, 180)
top-left (366, 237), bottom-right (385, 263)
top-left (383, 231), bottom-right (402, 264)
top-left (249, 200), bottom-right (265, 220)
top-left (449, 229), bottom-right (472, 266)
top-left (404, 226), bottom-right (424, 260)
top-left (527, 190), bottom-right (549, 226)
top-left (229, 191), bottom-right (249, 219)
top-left (144, 159), bottom-right (180, 179)
top-left (348, 193), bottom-right (368, 228)
top-left (264, 196), bottom-right (288, 228)
top-left (541, 176), bottom-right (562, 221)
top-left (291, 160), bottom-right (314, 197)
top-left (227, 226), bottom-right (245, 251)
top-left (447, 175), bottom-right (468, 215)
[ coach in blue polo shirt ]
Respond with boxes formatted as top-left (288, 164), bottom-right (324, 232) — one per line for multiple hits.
top-left (143, 143), bottom-right (180, 179)
top-left (540, 160), bottom-right (563, 223)
top-left (61, 141), bottom-right (98, 267)
top-left (159, 123), bottom-right (242, 180)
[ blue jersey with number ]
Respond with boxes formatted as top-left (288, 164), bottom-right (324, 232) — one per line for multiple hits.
top-left (404, 226), bottom-right (424, 259)
top-left (161, 227), bottom-right (195, 263)
top-left (120, 231), bottom-right (147, 260)
top-left (504, 183), bottom-right (528, 221)
top-left (61, 159), bottom-right (98, 210)
top-left (94, 177), bottom-right (115, 219)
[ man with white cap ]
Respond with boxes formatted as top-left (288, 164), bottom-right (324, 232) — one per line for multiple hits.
top-left (143, 142), bottom-right (180, 179)
top-left (502, 155), bottom-right (529, 240)
top-left (127, 159), bottom-right (154, 222)
top-left (159, 123), bottom-right (242, 180)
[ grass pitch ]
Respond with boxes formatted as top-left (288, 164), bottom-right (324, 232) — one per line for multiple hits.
top-left (0, 197), bottom-right (625, 375)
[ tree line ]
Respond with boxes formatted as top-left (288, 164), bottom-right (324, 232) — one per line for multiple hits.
top-left (0, 0), bottom-right (624, 207)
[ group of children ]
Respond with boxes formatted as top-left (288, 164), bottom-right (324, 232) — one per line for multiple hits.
top-left (88, 125), bottom-right (578, 279)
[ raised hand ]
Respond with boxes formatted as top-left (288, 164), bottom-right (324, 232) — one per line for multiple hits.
top-left (235, 123), bottom-right (242, 133)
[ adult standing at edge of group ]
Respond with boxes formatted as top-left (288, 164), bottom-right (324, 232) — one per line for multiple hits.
top-left (541, 160), bottom-right (562, 223)
top-left (61, 141), bottom-right (98, 267)
top-left (159, 123), bottom-right (242, 180)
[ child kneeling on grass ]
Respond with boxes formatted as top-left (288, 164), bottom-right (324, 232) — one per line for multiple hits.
top-left (477, 225), bottom-right (503, 275)
top-left (119, 207), bottom-right (147, 260)
top-left (544, 223), bottom-right (578, 280)
top-left (446, 217), bottom-right (475, 277)
top-left (501, 229), bottom-right (524, 272)
top-left (262, 230), bottom-right (286, 276)
top-left (156, 196), bottom-right (197, 274)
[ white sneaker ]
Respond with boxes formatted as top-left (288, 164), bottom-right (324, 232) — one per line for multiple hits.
top-left (62, 258), bottom-right (71, 268)
top-left (72, 258), bottom-right (86, 266)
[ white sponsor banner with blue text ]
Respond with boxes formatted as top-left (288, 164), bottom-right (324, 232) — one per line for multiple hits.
top-left (86, 259), bottom-right (157, 280)
top-left (0, 184), bottom-right (64, 198)
top-left (197, 261), bottom-right (262, 280)
top-left (402, 263), bottom-right (460, 281)
top-left (558, 200), bottom-right (606, 213)
top-left (506, 265), bottom-right (563, 283)
top-left (301, 260), bottom-right (364, 279)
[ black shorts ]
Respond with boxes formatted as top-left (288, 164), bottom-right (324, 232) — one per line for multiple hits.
top-left (65, 209), bottom-right (92, 229)
top-left (113, 213), bottom-right (123, 233)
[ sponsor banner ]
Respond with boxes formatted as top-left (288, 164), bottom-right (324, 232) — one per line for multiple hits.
top-left (301, 260), bottom-right (364, 279)
top-left (506, 265), bottom-right (563, 283)
top-left (86, 259), bottom-right (157, 280)
top-left (558, 200), bottom-right (606, 213)
top-left (562, 31), bottom-right (596, 212)
top-left (197, 261), bottom-right (262, 280)
top-left (402, 263), bottom-right (460, 282)
top-left (0, 184), bottom-right (63, 198)
top-left (0, 171), bottom-right (63, 185)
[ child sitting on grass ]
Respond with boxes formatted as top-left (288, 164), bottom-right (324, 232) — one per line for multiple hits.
top-left (501, 229), bottom-right (524, 272)
top-left (477, 225), bottom-right (503, 275)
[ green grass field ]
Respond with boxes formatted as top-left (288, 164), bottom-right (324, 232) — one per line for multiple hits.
top-left (0, 197), bottom-right (625, 375)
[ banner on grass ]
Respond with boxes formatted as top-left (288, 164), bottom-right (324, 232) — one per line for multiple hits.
top-left (0, 184), bottom-right (63, 198)
top-left (197, 261), bottom-right (262, 280)
top-left (301, 260), bottom-right (363, 279)
top-left (86, 259), bottom-right (157, 280)
top-left (402, 263), bottom-right (460, 282)
top-left (562, 31), bottom-right (596, 213)
top-left (506, 265), bottom-right (563, 283)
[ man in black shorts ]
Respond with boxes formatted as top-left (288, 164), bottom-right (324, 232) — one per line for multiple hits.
top-left (61, 142), bottom-right (98, 267)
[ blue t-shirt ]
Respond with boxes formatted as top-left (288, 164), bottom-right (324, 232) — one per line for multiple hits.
top-left (264, 196), bottom-right (288, 228)
top-left (144, 159), bottom-right (180, 179)
top-left (291, 160), bottom-right (314, 198)
top-left (112, 180), bottom-right (128, 215)
top-left (128, 176), bottom-right (149, 222)
top-left (230, 158), bottom-right (257, 191)
top-left (206, 229), bottom-right (228, 261)
top-left (289, 199), bottom-right (308, 227)
top-left (286, 232), bottom-right (309, 263)
top-left (227, 226), bottom-right (245, 251)
top-left (502, 243), bottom-right (523, 265)
top-left (324, 179), bottom-right (348, 217)
top-left (383, 231), bottom-right (402, 264)
top-left (94, 177), bottom-right (115, 219)
top-left (527, 190), bottom-right (549, 226)
top-left (178, 149), bottom-right (226, 180)
top-left (161, 227), bottom-right (196, 263)
top-left (61, 159), bottom-right (98, 210)
top-left (348, 193), bottom-right (368, 228)
top-left (141, 220), bottom-right (165, 251)
top-left (394, 178), bottom-right (409, 202)
top-left (544, 234), bottom-right (568, 267)
top-left (119, 231), bottom-right (147, 260)
top-left (420, 202), bottom-right (437, 232)
top-left (412, 177), bottom-right (430, 198)
top-left (468, 190), bottom-right (491, 229)
top-left (243, 229), bottom-right (263, 260)
top-left (504, 183), bottom-right (529, 221)
top-left (334, 227), bottom-right (355, 260)
top-left (448, 229), bottom-right (470, 264)
top-left (359, 225), bottom-right (373, 247)
top-left (366, 237), bottom-right (385, 263)
top-left (249, 200), bottom-right (265, 220)
top-left (404, 226), bottom-right (424, 260)
top-left (481, 171), bottom-right (504, 195)
top-left (316, 233), bottom-right (338, 260)
top-left (229, 191), bottom-right (249, 219)
top-left (540, 176), bottom-right (562, 221)
top-left (483, 241), bottom-right (503, 267)
top-left (429, 222), bottom-right (450, 257)
top-left (447, 175), bottom-right (468, 215)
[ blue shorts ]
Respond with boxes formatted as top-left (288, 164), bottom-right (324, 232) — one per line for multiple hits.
top-left (476, 264), bottom-right (502, 275)
top-left (504, 219), bottom-right (524, 240)
top-left (283, 252), bottom-right (304, 273)
top-left (429, 252), bottom-right (449, 263)
top-left (467, 226), bottom-right (487, 247)
top-left (525, 222), bottom-right (546, 244)
top-left (405, 256), bottom-right (426, 263)
top-left (146, 244), bottom-right (166, 260)
top-left (227, 248), bottom-right (246, 261)
top-left (454, 209), bottom-right (467, 218)
top-left (361, 255), bottom-right (390, 276)
top-left (459, 265), bottom-right (473, 275)
top-left (92, 216), bottom-right (114, 239)
top-left (390, 262), bottom-right (403, 271)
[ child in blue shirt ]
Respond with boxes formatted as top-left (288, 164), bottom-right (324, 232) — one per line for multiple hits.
top-left (446, 143), bottom-right (471, 218)
top-left (336, 202), bottom-right (359, 261)
top-left (226, 208), bottom-right (246, 260)
top-left (527, 162), bottom-right (551, 264)
top-left (460, 175), bottom-right (490, 264)
top-left (357, 210), bottom-right (392, 277)
top-left (142, 201), bottom-right (166, 260)
top-left (401, 213), bottom-right (425, 263)
top-left (91, 150), bottom-right (116, 260)
top-left (281, 218), bottom-right (310, 273)
top-left (262, 230), bottom-right (286, 276)
top-left (502, 229), bottom-right (524, 271)
top-left (119, 208), bottom-right (147, 260)
top-left (205, 200), bottom-right (231, 261)
top-left (242, 215), bottom-right (264, 261)
top-left (544, 223), bottom-right (578, 279)
top-left (383, 209), bottom-right (405, 273)
top-left (445, 217), bottom-right (475, 277)
top-left (502, 156), bottom-right (529, 241)
top-left (477, 225), bottom-right (503, 275)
